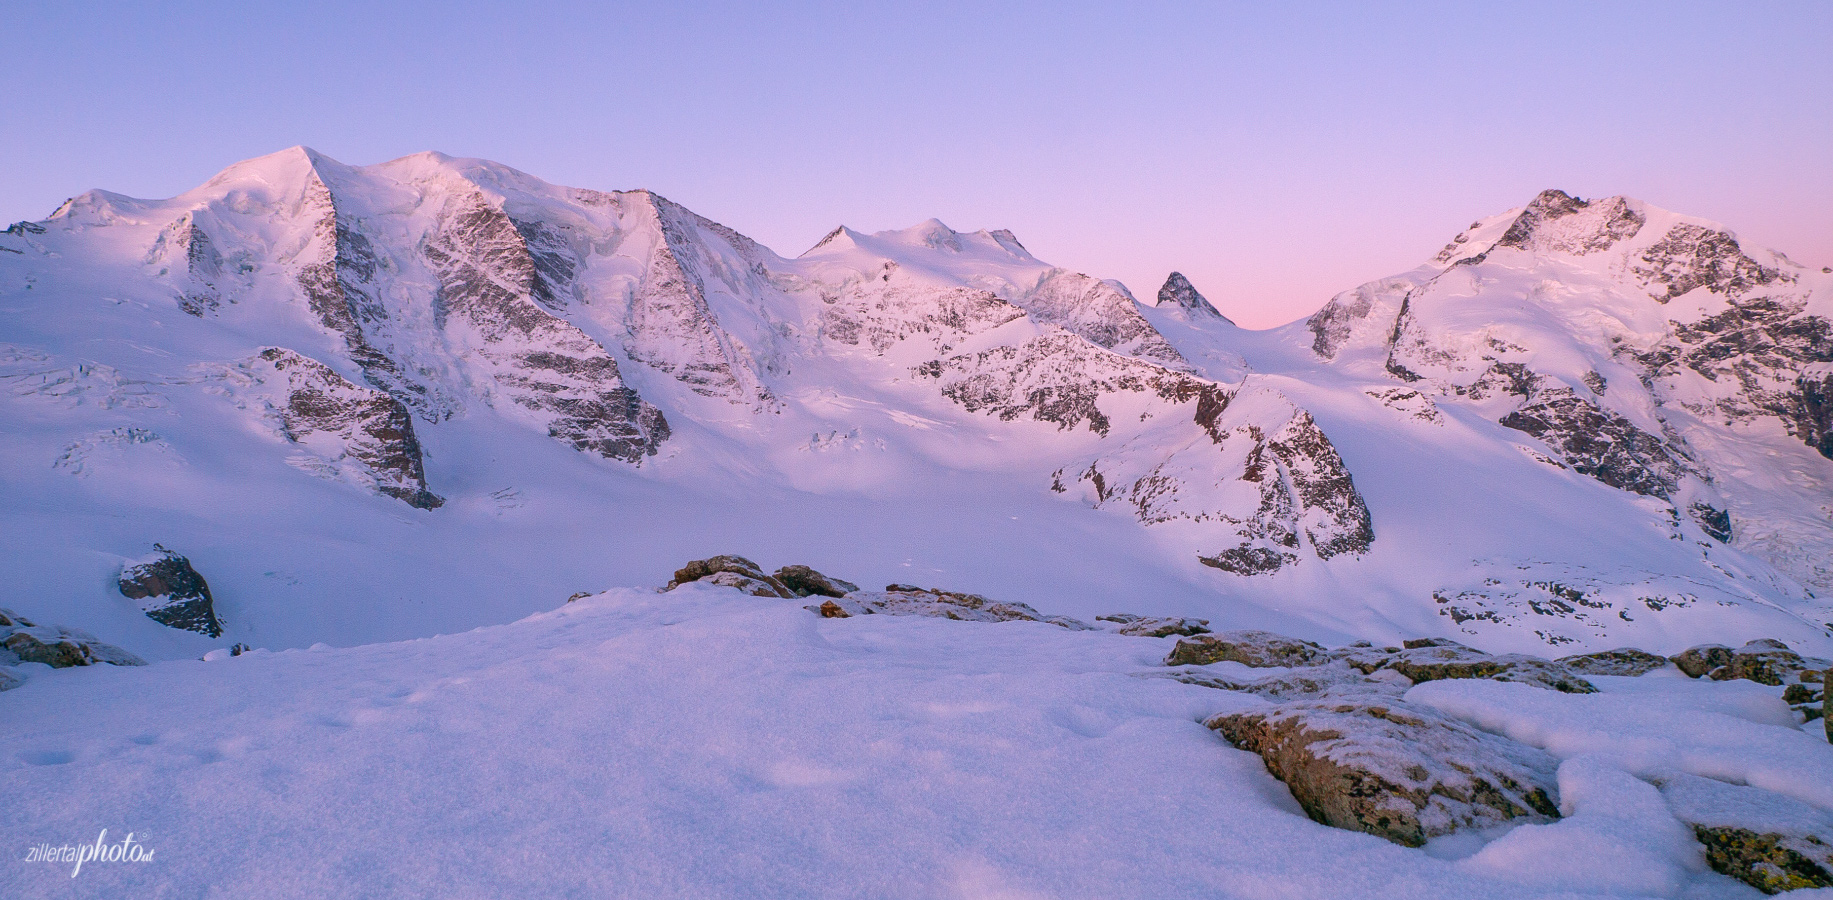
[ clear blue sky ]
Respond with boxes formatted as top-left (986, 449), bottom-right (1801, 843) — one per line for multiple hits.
top-left (4, 2), bottom-right (1828, 327)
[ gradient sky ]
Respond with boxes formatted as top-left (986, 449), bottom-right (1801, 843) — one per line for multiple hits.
top-left (4, 2), bottom-right (1828, 327)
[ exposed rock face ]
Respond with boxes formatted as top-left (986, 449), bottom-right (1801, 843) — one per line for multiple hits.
top-left (1634, 223), bottom-right (1785, 303)
top-left (1497, 390), bottom-right (1694, 500)
top-left (927, 333), bottom-right (1206, 436)
top-left (0, 608), bottom-right (147, 675)
top-left (233, 348), bottom-right (442, 508)
top-left (117, 549), bottom-right (223, 637)
top-left (1654, 772), bottom-right (1833, 894)
top-left (1165, 630), bottom-right (1324, 667)
top-left (423, 190), bottom-right (670, 462)
top-left (1556, 647), bottom-right (1671, 677)
top-left (772, 565), bottom-right (858, 599)
top-left (1097, 614), bottom-right (1211, 638)
top-left (1493, 190), bottom-right (1645, 256)
top-left (292, 169), bottom-right (442, 417)
top-left (622, 192), bottom-right (775, 405)
top-left (1641, 293), bottom-right (1833, 462)
top-left (665, 556), bottom-right (792, 598)
top-left (1208, 699), bottom-right (1561, 847)
top-left (811, 585), bottom-right (1094, 630)
top-left (1156, 272), bottom-right (1232, 324)
top-left (147, 212), bottom-right (227, 316)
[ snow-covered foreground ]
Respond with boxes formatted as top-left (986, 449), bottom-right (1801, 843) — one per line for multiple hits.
top-left (3, 584), bottom-right (1826, 899)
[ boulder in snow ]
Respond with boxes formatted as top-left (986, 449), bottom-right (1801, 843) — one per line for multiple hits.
top-left (1555, 647), bottom-right (1672, 677)
top-left (1165, 630), bottom-right (1325, 668)
top-left (1653, 772), bottom-right (1833, 893)
top-left (665, 556), bottom-right (792, 598)
top-left (1098, 614), bottom-right (1211, 638)
top-left (1704, 639), bottom-right (1824, 687)
top-left (0, 609), bottom-right (146, 675)
top-left (117, 548), bottom-right (223, 637)
top-left (1209, 698), bottom-right (1561, 847)
top-left (773, 565), bottom-right (858, 598)
top-left (1671, 643), bottom-right (1736, 678)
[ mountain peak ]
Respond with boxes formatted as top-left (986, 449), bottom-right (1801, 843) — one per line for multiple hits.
top-left (1157, 272), bottom-right (1232, 324)
top-left (1491, 189), bottom-right (1645, 257)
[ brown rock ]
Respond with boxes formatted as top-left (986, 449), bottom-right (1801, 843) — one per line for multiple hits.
top-left (774, 565), bottom-right (859, 598)
top-left (1671, 644), bottom-right (1736, 678)
top-left (1557, 647), bottom-right (1671, 677)
top-left (1165, 630), bottom-right (1325, 667)
top-left (665, 555), bottom-right (791, 598)
top-left (1209, 699), bottom-right (1560, 847)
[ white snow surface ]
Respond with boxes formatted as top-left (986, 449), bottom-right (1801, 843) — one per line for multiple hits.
top-left (2, 585), bottom-right (1818, 898)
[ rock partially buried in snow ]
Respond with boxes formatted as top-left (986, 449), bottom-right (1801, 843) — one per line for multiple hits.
top-left (1338, 638), bottom-right (1598, 694)
top-left (1097, 614), bottom-right (1211, 638)
top-left (809, 585), bottom-right (1094, 629)
top-left (1165, 630), bottom-right (1325, 667)
top-left (117, 548), bottom-right (223, 637)
top-left (1670, 643), bottom-right (1736, 678)
top-left (1704, 639), bottom-right (1825, 687)
top-left (1167, 660), bottom-right (1410, 702)
top-left (1556, 647), bottom-right (1672, 677)
top-left (773, 565), bottom-right (858, 598)
top-left (1208, 699), bottom-right (1562, 848)
top-left (1652, 771), bottom-right (1833, 893)
top-left (0, 608), bottom-right (146, 679)
top-left (665, 556), bottom-right (792, 598)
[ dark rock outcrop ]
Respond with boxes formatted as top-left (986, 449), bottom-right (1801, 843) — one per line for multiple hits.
top-left (1556, 647), bottom-right (1672, 677)
top-left (1671, 644), bottom-right (1736, 678)
top-left (665, 555), bottom-right (792, 598)
top-left (1157, 272), bottom-right (1232, 323)
top-left (1209, 699), bottom-right (1561, 848)
top-left (244, 348), bottom-right (442, 509)
top-left (1494, 190), bottom-right (1645, 257)
top-left (773, 565), bottom-right (858, 598)
top-left (1498, 390), bottom-right (1691, 499)
top-left (117, 549), bottom-right (223, 637)
top-left (1166, 630), bottom-right (1325, 668)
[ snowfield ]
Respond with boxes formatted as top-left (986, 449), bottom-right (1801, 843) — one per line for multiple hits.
top-left (3, 585), bottom-right (1827, 899)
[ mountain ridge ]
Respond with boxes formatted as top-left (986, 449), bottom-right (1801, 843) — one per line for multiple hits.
top-left (2, 152), bottom-right (1830, 662)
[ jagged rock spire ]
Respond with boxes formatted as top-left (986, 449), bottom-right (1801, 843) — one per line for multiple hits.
top-left (1158, 272), bottom-right (1232, 324)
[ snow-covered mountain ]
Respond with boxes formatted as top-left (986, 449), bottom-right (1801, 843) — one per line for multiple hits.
top-left (2, 151), bottom-right (1830, 661)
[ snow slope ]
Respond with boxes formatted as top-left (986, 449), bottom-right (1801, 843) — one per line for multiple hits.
top-left (0, 152), bottom-right (1830, 663)
top-left (3, 585), bottom-right (1824, 898)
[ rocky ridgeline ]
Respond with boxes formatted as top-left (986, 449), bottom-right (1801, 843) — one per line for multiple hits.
top-left (661, 558), bottom-right (1829, 893)
top-left (0, 607), bottom-right (145, 691)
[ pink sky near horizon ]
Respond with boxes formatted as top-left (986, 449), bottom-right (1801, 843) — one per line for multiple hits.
top-left (3, 2), bottom-right (1827, 329)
